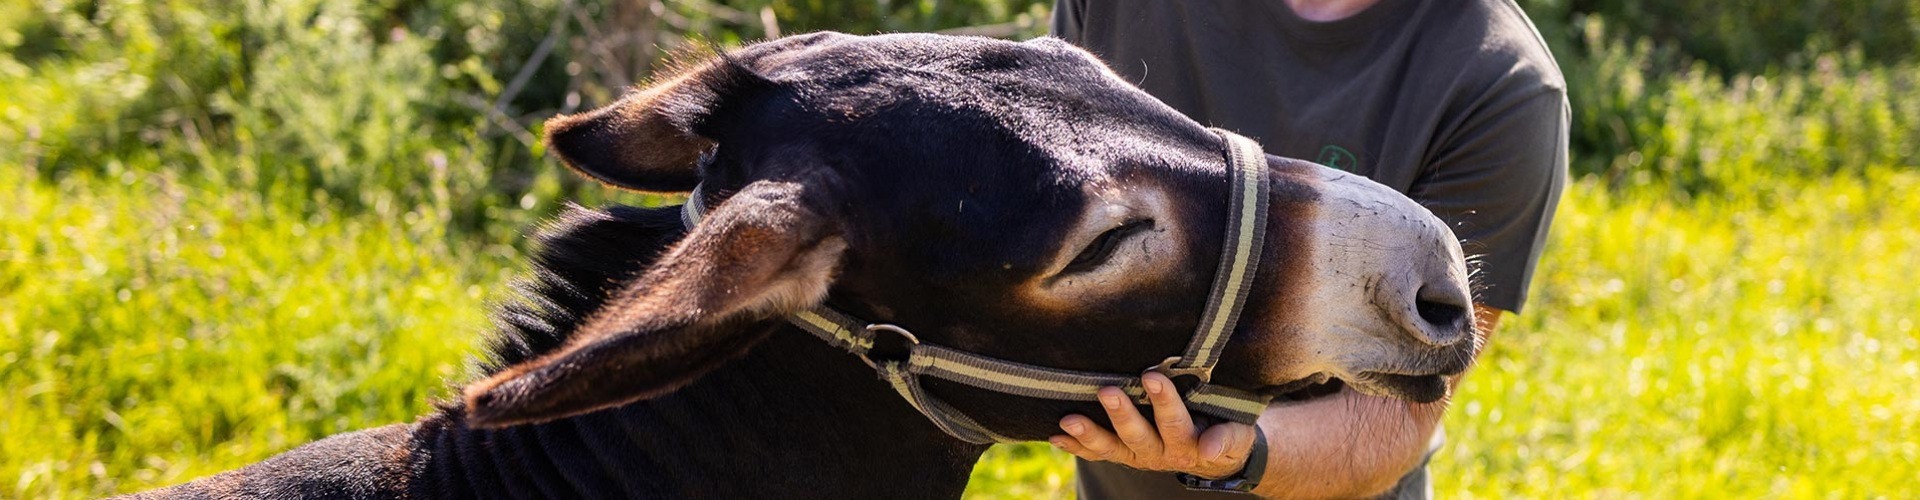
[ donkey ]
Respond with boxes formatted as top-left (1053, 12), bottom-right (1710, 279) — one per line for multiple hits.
top-left (136, 32), bottom-right (1477, 498)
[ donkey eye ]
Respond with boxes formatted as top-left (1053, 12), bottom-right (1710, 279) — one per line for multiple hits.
top-left (1063, 219), bottom-right (1152, 274)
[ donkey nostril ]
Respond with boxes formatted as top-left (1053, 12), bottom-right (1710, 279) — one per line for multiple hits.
top-left (1414, 291), bottom-right (1469, 330)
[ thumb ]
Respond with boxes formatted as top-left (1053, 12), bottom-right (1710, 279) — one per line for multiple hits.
top-left (1195, 422), bottom-right (1260, 477)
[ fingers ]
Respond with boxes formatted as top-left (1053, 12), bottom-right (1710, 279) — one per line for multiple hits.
top-left (1050, 434), bottom-right (1095, 459)
top-left (1052, 382), bottom-right (1261, 478)
top-left (1055, 414), bottom-right (1128, 462)
top-left (1098, 386), bottom-right (1165, 460)
top-left (1142, 373), bottom-right (1200, 468)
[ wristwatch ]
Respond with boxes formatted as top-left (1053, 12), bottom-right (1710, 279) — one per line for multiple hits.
top-left (1176, 430), bottom-right (1269, 493)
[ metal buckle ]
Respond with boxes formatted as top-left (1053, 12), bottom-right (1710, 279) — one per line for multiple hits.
top-left (1146, 356), bottom-right (1214, 384)
top-left (858, 324), bottom-right (920, 369)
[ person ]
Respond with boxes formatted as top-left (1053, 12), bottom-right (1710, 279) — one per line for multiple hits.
top-left (1048, 0), bottom-right (1568, 498)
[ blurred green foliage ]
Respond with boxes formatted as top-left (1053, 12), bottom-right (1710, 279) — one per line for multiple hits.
top-left (1514, 0), bottom-right (1920, 193)
top-left (1565, 0), bottom-right (1917, 74)
top-left (3, 0), bottom-right (558, 236)
top-left (3, 0), bottom-right (1918, 497)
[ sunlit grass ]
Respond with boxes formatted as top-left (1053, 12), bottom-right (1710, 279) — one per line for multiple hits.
top-left (1440, 171), bottom-right (1920, 497)
top-left (0, 166), bottom-right (509, 496)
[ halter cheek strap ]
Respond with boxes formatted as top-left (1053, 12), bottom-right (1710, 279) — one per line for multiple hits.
top-left (682, 128), bottom-right (1273, 444)
top-left (1164, 129), bottom-right (1272, 382)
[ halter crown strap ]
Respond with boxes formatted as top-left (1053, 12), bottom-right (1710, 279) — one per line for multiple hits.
top-left (678, 128), bottom-right (1274, 444)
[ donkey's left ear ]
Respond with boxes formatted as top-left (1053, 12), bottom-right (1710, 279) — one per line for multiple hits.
top-left (543, 58), bottom-right (773, 192)
top-left (461, 180), bottom-right (842, 428)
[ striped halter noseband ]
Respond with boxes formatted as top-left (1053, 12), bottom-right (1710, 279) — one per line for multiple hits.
top-left (682, 129), bottom-right (1273, 444)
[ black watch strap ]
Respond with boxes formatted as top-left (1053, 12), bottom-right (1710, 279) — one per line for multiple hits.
top-left (1176, 429), bottom-right (1269, 493)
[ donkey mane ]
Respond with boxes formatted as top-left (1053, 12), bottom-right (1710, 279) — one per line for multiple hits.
top-left (476, 203), bottom-right (684, 374)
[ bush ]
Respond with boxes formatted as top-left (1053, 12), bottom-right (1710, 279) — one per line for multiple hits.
top-left (1, 0), bottom-right (553, 227)
top-left (1560, 16), bottom-right (1920, 194)
top-left (1566, 0), bottom-right (1917, 75)
top-left (1508, 0), bottom-right (1920, 193)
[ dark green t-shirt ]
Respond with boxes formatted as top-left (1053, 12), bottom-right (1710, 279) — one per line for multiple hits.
top-left (1054, 0), bottom-right (1566, 314)
top-left (1053, 0), bottom-right (1568, 497)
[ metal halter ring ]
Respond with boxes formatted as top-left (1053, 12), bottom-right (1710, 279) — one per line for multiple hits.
top-left (1147, 356), bottom-right (1215, 385)
top-left (858, 324), bottom-right (920, 369)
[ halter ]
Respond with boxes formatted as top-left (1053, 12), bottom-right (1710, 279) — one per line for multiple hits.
top-left (681, 129), bottom-right (1273, 444)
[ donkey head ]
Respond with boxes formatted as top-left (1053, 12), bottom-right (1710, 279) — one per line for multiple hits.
top-left (461, 33), bottom-right (1478, 436)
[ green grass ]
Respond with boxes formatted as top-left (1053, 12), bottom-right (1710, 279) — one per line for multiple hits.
top-left (0, 166), bottom-right (507, 495)
top-left (1439, 172), bottom-right (1920, 497)
top-left (8, 165), bottom-right (1917, 498)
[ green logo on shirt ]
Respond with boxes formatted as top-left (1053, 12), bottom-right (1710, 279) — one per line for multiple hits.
top-left (1317, 145), bottom-right (1358, 171)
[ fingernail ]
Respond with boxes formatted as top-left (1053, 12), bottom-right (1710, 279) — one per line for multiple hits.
top-left (1100, 394), bottom-right (1122, 410)
top-left (1144, 377), bottom-right (1164, 395)
top-left (1065, 422), bottom-right (1085, 435)
top-left (1050, 438), bottom-right (1068, 449)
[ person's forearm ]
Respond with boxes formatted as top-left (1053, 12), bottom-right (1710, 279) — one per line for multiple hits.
top-left (1249, 305), bottom-right (1502, 498)
top-left (1248, 388), bottom-right (1443, 498)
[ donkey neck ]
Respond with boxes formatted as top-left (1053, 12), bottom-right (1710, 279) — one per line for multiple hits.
top-left (412, 322), bottom-right (990, 498)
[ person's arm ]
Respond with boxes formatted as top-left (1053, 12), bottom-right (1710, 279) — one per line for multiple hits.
top-left (1244, 305), bottom-right (1502, 498)
top-left (1053, 306), bottom-right (1501, 499)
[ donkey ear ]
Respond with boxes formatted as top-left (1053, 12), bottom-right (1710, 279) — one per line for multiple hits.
top-left (542, 58), bottom-right (773, 192)
top-left (462, 181), bottom-right (843, 428)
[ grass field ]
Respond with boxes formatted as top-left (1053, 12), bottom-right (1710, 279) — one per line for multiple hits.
top-left (5, 164), bottom-right (1916, 497)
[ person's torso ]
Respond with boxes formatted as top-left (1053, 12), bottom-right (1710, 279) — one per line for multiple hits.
top-left (1064, 0), bottom-right (1561, 197)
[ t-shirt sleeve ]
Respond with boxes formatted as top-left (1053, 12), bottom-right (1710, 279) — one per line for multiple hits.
top-left (1049, 0), bottom-right (1087, 43)
top-left (1411, 89), bottom-right (1568, 314)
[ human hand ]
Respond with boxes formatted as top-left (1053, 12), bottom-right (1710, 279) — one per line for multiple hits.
top-left (1048, 372), bottom-right (1261, 479)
